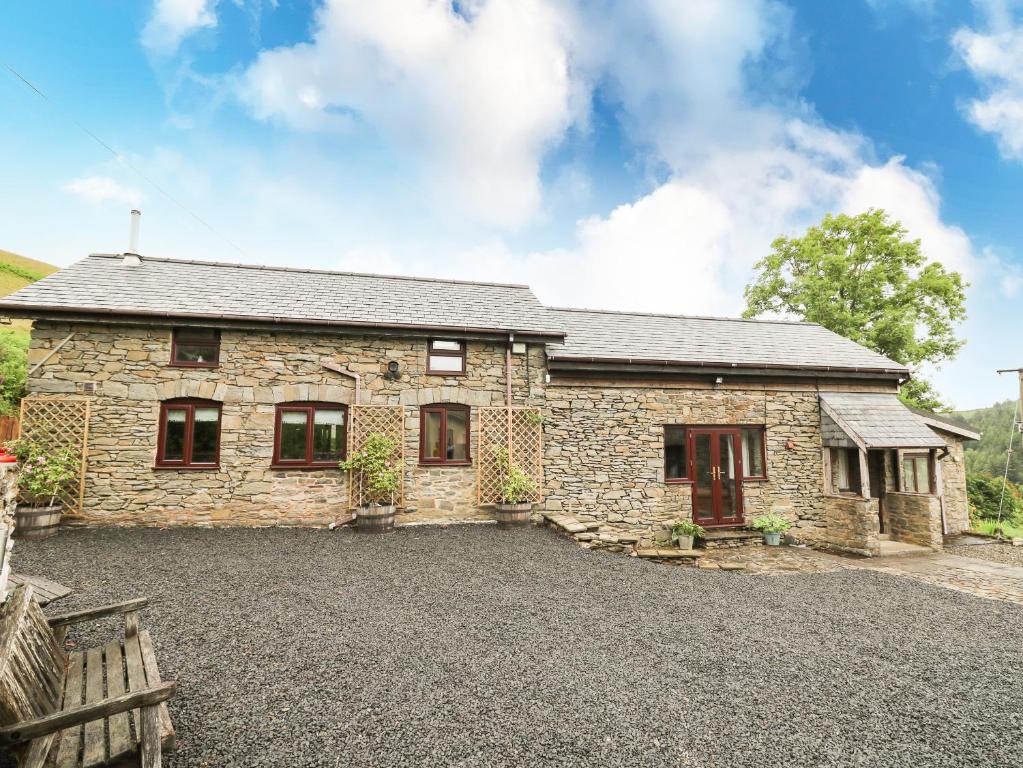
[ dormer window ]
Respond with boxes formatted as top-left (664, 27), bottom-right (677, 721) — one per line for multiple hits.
top-left (427, 339), bottom-right (466, 375)
top-left (171, 328), bottom-right (220, 368)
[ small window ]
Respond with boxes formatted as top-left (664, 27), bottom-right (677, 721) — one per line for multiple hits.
top-left (420, 404), bottom-right (470, 464)
top-left (741, 427), bottom-right (766, 479)
top-left (156, 399), bottom-right (221, 468)
top-left (901, 452), bottom-right (932, 494)
top-left (829, 447), bottom-right (862, 495)
top-left (273, 403), bottom-right (347, 468)
top-left (171, 328), bottom-right (220, 367)
top-left (664, 426), bottom-right (688, 480)
top-left (427, 340), bottom-right (466, 375)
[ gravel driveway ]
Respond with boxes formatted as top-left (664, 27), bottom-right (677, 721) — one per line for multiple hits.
top-left (8, 525), bottom-right (1023, 768)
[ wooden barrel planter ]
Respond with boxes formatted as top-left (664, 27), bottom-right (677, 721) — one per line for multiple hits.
top-left (355, 504), bottom-right (396, 534)
top-left (494, 502), bottom-right (533, 528)
top-left (13, 505), bottom-right (62, 540)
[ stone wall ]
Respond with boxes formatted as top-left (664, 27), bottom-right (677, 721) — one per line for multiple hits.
top-left (543, 380), bottom-right (833, 547)
top-left (938, 438), bottom-right (969, 535)
top-left (27, 321), bottom-right (546, 527)
top-left (0, 464), bottom-right (17, 600)
top-left (823, 494), bottom-right (880, 557)
top-left (886, 491), bottom-right (943, 549)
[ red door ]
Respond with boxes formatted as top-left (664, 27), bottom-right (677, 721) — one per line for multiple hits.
top-left (691, 428), bottom-right (744, 527)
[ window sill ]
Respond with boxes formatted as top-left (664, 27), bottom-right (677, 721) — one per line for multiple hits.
top-left (270, 464), bottom-right (342, 472)
top-left (418, 461), bottom-right (473, 468)
top-left (153, 465), bottom-right (220, 471)
top-left (424, 372), bottom-right (467, 377)
top-left (665, 479), bottom-right (693, 484)
top-left (167, 363), bottom-right (219, 369)
top-left (742, 476), bottom-right (769, 482)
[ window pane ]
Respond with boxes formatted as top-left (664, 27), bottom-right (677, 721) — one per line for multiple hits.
top-left (191, 408), bottom-right (219, 463)
top-left (902, 458), bottom-right (918, 492)
top-left (163, 408), bottom-right (187, 461)
top-left (423, 411), bottom-right (442, 458)
top-left (280, 411), bottom-right (309, 461)
top-left (174, 343), bottom-right (218, 364)
top-left (177, 328), bottom-right (218, 340)
top-left (431, 340), bottom-right (462, 352)
top-left (664, 428), bottom-right (686, 479)
top-left (917, 458), bottom-right (929, 493)
top-left (428, 354), bottom-right (463, 372)
top-left (312, 409), bottom-right (345, 462)
top-left (742, 428), bottom-right (764, 477)
top-left (446, 409), bottom-right (468, 461)
top-left (836, 449), bottom-right (850, 490)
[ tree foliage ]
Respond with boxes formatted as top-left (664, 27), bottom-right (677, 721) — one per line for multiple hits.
top-left (955, 400), bottom-right (1023, 484)
top-left (967, 472), bottom-right (1023, 523)
top-left (0, 328), bottom-right (28, 416)
top-left (743, 209), bottom-right (967, 409)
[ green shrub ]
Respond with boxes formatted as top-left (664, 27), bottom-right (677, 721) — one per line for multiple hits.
top-left (490, 445), bottom-right (536, 504)
top-left (750, 513), bottom-right (792, 534)
top-left (4, 438), bottom-right (78, 507)
top-left (671, 520), bottom-right (705, 542)
top-left (967, 472), bottom-right (1023, 523)
top-left (0, 329), bottom-right (28, 416)
top-left (340, 433), bottom-right (400, 506)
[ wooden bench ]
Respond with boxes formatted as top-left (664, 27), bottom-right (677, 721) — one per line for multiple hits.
top-left (0, 585), bottom-right (177, 767)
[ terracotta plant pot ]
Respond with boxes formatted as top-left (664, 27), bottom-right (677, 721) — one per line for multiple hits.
top-left (494, 502), bottom-right (533, 528)
top-left (14, 504), bottom-right (62, 540)
top-left (355, 504), bottom-right (396, 534)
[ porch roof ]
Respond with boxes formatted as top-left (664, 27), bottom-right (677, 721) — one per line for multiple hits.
top-left (819, 392), bottom-right (946, 450)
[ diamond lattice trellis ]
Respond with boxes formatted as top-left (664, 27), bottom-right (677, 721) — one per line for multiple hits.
top-left (17, 396), bottom-right (90, 515)
top-left (347, 404), bottom-right (405, 508)
top-left (476, 406), bottom-right (543, 506)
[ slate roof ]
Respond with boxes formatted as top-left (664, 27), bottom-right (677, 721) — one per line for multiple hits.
top-left (0, 254), bottom-right (565, 338)
top-left (546, 308), bottom-right (908, 374)
top-left (908, 408), bottom-right (981, 441)
top-left (819, 392), bottom-right (946, 449)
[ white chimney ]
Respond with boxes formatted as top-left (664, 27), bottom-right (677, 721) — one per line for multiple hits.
top-left (123, 209), bottom-right (142, 266)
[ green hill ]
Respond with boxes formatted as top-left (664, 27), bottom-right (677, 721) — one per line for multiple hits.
top-left (0, 249), bottom-right (57, 297)
top-left (954, 400), bottom-right (1023, 484)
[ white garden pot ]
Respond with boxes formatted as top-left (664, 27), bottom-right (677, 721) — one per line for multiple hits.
top-left (675, 534), bottom-right (694, 550)
top-left (763, 531), bottom-right (781, 546)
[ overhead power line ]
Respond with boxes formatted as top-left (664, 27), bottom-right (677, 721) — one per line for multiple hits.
top-left (1, 59), bottom-right (249, 257)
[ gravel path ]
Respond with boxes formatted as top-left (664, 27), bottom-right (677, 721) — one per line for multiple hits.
top-left (7, 525), bottom-right (1023, 768)
top-left (947, 541), bottom-right (1023, 568)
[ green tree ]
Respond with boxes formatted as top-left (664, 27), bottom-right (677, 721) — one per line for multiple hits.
top-left (0, 328), bottom-right (28, 416)
top-left (743, 209), bottom-right (967, 410)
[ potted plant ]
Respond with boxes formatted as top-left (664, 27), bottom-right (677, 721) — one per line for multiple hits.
top-left (670, 519), bottom-right (705, 550)
top-left (750, 512), bottom-right (792, 546)
top-left (339, 433), bottom-right (400, 533)
top-left (5, 439), bottom-right (79, 540)
top-left (491, 445), bottom-right (536, 528)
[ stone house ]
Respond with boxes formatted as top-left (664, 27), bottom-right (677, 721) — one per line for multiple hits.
top-left (0, 253), bottom-right (976, 553)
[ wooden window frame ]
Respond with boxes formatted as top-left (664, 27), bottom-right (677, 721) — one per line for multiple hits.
top-left (170, 328), bottom-right (221, 368)
top-left (426, 339), bottom-right (466, 376)
top-left (155, 398), bottom-right (222, 469)
top-left (900, 451), bottom-right (933, 495)
top-left (663, 425), bottom-right (767, 483)
top-left (419, 404), bottom-right (471, 466)
top-left (271, 402), bottom-right (348, 470)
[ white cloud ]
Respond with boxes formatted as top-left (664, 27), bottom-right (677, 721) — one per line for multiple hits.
top-left (239, 0), bottom-right (577, 229)
top-left (142, 0), bottom-right (219, 54)
top-left (62, 176), bottom-right (143, 206)
top-left (953, 4), bottom-right (1023, 159)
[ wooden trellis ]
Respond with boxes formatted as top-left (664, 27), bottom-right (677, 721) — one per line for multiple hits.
top-left (17, 396), bottom-right (90, 515)
top-left (476, 406), bottom-right (543, 506)
top-left (347, 404), bottom-right (405, 509)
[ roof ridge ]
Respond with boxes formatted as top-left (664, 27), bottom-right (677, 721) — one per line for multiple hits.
top-left (85, 253), bottom-right (532, 291)
top-left (546, 305), bottom-right (820, 327)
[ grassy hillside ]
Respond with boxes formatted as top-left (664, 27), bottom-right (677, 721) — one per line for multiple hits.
top-left (0, 248), bottom-right (57, 297)
top-left (954, 399), bottom-right (1023, 485)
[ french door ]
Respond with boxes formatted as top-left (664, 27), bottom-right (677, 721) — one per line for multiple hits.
top-left (691, 428), bottom-right (744, 527)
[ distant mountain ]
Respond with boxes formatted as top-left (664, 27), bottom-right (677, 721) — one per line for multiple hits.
top-left (0, 249), bottom-right (57, 297)
top-left (954, 400), bottom-right (1023, 484)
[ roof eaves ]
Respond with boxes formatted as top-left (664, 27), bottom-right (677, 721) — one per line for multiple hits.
top-left (546, 354), bottom-right (909, 376)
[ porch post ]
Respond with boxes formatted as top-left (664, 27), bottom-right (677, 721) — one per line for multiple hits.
top-left (858, 449), bottom-right (871, 499)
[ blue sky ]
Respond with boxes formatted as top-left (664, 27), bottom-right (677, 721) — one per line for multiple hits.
top-left (2, 0), bottom-right (1022, 409)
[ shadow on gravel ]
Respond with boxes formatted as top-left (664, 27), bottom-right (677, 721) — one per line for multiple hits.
top-left (9, 525), bottom-right (1023, 768)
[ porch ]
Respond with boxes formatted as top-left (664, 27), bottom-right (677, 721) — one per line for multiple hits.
top-left (820, 392), bottom-right (947, 557)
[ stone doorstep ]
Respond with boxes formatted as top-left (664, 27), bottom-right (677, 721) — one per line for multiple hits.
top-left (635, 547), bottom-right (705, 559)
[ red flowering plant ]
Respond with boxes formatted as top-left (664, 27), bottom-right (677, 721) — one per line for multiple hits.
top-left (3, 439), bottom-right (78, 508)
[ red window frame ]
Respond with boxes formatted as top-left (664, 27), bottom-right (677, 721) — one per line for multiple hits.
top-left (272, 402), bottom-right (348, 469)
top-left (419, 404), bottom-right (471, 466)
top-left (426, 339), bottom-right (466, 376)
top-left (170, 328), bottom-right (220, 368)
top-left (663, 425), bottom-right (767, 483)
top-left (156, 399), bottom-right (222, 469)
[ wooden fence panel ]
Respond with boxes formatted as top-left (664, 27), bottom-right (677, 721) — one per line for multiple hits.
top-left (347, 405), bottom-right (405, 509)
top-left (17, 397), bottom-right (90, 515)
top-left (476, 407), bottom-right (543, 506)
top-left (0, 416), bottom-right (18, 444)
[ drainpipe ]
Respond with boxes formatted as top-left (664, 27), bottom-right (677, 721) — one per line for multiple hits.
top-left (506, 333), bottom-right (514, 459)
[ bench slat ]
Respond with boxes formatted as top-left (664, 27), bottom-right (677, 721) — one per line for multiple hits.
top-left (103, 640), bottom-right (131, 761)
top-left (54, 652), bottom-right (84, 768)
top-left (82, 647), bottom-right (104, 768)
top-left (138, 631), bottom-right (174, 748)
top-left (20, 732), bottom-right (57, 768)
top-left (122, 634), bottom-right (146, 744)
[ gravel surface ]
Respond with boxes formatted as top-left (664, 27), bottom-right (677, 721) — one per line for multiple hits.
top-left (7, 525), bottom-right (1023, 768)
top-left (947, 541), bottom-right (1023, 568)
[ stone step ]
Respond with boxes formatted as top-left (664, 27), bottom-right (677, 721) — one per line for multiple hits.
top-left (635, 547), bottom-right (705, 560)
